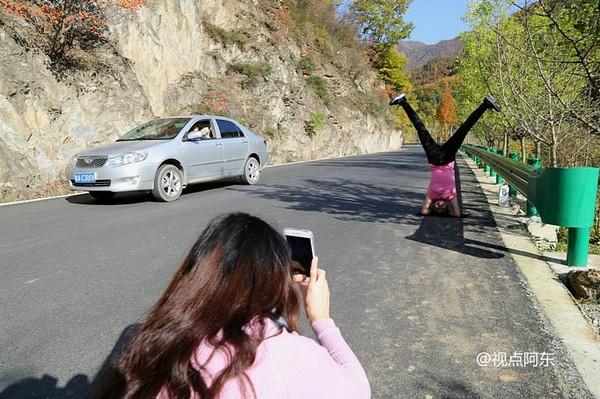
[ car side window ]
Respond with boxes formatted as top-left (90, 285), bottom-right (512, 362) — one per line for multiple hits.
top-left (216, 120), bottom-right (244, 139)
top-left (186, 120), bottom-right (214, 140)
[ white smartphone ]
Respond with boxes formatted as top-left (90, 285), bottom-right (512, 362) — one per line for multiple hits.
top-left (283, 228), bottom-right (315, 276)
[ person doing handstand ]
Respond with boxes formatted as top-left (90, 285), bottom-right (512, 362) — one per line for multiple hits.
top-left (390, 93), bottom-right (500, 217)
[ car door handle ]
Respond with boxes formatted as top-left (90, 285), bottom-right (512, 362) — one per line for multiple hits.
top-left (242, 141), bottom-right (248, 144)
top-left (216, 143), bottom-right (222, 147)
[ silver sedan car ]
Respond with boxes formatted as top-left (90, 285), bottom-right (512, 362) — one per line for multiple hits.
top-left (66, 116), bottom-right (269, 201)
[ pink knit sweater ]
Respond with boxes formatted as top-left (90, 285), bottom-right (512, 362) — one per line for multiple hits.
top-left (428, 161), bottom-right (457, 201)
top-left (157, 318), bottom-right (370, 398)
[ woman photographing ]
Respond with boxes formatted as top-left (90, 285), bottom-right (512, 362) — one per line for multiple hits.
top-left (95, 213), bottom-right (370, 399)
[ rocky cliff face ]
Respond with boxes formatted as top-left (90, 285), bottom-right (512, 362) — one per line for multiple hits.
top-left (0, 0), bottom-right (402, 202)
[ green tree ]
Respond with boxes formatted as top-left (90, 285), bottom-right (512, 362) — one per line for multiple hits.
top-left (348, 0), bottom-right (414, 105)
top-left (375, 46), bottom-right (412, 92)
top-left (511, 0), bottom-right (600, 134)
top-left (349, 0), bottom-right (414, 47)
top-left (457, 0), bottom-right (595, 166)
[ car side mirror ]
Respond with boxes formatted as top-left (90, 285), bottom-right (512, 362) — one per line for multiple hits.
top-left (187, 131), bottom-right (203, 141)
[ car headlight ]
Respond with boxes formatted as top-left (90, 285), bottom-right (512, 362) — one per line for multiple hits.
top-left (107, 151), bottom-right (148, 167)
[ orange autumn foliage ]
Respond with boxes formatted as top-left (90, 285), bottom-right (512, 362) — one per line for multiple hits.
top-left (436, 85), bottom-right (457, 140)
top-left (117, 0), bottom-right (146, 11)
top-left (0, 0), bottom-right (146, 64)
top-left (0, 0), bottom-right (29, 18)
top-left (200, 90), bottom-right (230, 115)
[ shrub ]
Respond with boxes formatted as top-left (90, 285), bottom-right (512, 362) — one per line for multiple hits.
top-left (304, 111), bottom-right (327, 137)
top-left (203, 21), bottom-right (250, 48)
top-left (0, 0), bottom-right (145, 69)
top-left (298, 56), bottom-right (316, 75)
top-left (228, 62), bottom-right (273, 89)
top-left (305, 75), bottom-right (329, 104)
top-left (195, 90), bottom-right (230, 116)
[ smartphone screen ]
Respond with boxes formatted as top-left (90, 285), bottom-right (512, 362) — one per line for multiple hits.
top-left (285, 235), bottom-right (313, 276)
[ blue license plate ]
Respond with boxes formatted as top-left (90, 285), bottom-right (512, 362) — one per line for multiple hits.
top-left (74, 173), bottom-right (96, 183)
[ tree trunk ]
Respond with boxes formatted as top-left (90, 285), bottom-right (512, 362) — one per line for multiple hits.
top-left (551, 143), bottom-right (558, 167)
top-left (503, 133), bottom-right (508, 156)
top-left (535, 141), bottom-right (541, 159)
top-left (520, 137), bottom-right (526, 161)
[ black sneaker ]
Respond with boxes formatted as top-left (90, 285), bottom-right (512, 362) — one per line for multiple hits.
top-left (389, 93), bottom-right (406, 106)
top-left (484, 95), bottom-right (501, 112)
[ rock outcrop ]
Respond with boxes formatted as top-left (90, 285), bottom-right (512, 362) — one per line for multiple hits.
top-left (0, 0), bottom-right (402, 202)
top-left (567, 269), bottom-right (600, 300)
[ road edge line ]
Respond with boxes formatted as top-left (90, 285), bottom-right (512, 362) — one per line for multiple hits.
top-left (264, 148), bottom-right (402, 169)
top-left (0, 192), bottom-right (86, 208)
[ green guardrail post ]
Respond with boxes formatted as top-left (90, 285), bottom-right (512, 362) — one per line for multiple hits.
top-left (526, 158), bottom-right (541, 216)
top-left (528, 166), bottom-right (599, 267)
top-left (480, 148), bottom-right (484, 167)
top-left (568, 228), bottom-right (591, 267)
top-left (508, 152), bottom-right (519, 197)
top-left (489, 148), bottom-right (497, 178)
top-left (496, 149), bottom-right (504, 184)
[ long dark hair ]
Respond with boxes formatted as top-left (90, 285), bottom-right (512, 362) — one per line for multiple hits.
top-left (97, 213), bottom-right (300, 398)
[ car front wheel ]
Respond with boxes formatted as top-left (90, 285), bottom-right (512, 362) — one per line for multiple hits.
top-left (241, 157), bottom-right (261, 185)
top-left (153, 164), bottom-right (183, 202)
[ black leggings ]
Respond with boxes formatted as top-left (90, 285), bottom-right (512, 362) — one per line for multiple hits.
top-left (401, 101), bottom-right (488, 166)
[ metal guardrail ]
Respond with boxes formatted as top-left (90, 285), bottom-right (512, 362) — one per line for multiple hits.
top-left (463, 146), bottom-right (534, 196)
top-left (462, 144), bottom-right (599, 267)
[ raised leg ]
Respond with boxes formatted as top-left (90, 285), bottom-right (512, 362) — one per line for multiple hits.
top-left (391, 94), bottom-right (441, 163)
top-left (440, 96), bottom-right (499, 163)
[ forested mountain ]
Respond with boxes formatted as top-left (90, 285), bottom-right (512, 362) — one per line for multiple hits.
top-left (397, 37), bottom-right (463, 71)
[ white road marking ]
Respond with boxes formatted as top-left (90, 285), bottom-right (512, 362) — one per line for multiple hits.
top-left (0, 193), bottom-right (86, 208)
top-left (24, 278), bottom-right (41, 284)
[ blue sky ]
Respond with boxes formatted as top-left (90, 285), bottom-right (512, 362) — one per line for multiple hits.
top-left (337, 1), bottom-right (472, 45)
top-left (404, 1), bottom-right (470, 44)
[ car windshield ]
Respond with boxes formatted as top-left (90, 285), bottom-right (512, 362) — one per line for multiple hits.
top-left (117, 118), bottom-right (191, 141)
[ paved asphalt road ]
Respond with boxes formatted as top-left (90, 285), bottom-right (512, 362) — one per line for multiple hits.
top-left (0, 147), bottom-right (592, 398)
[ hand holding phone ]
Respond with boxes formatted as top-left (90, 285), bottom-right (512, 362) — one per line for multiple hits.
top-left (292, 256), bottom-right (330, 322)
top-left (304, 256), bottom-right (330, 322)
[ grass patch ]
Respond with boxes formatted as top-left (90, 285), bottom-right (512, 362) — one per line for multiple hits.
top-left (298, 56), bottom-right (316, 75)
top-left (305, 75), bottom-right (329, 104)
top-left (556, 227), bottom-right (600, 255)
top-left (228, 62), bottom-right (273, 89)
top-left (304, 112), bottom-right (327, 137)
top-left (204, 21), bottom-right (251, 48)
